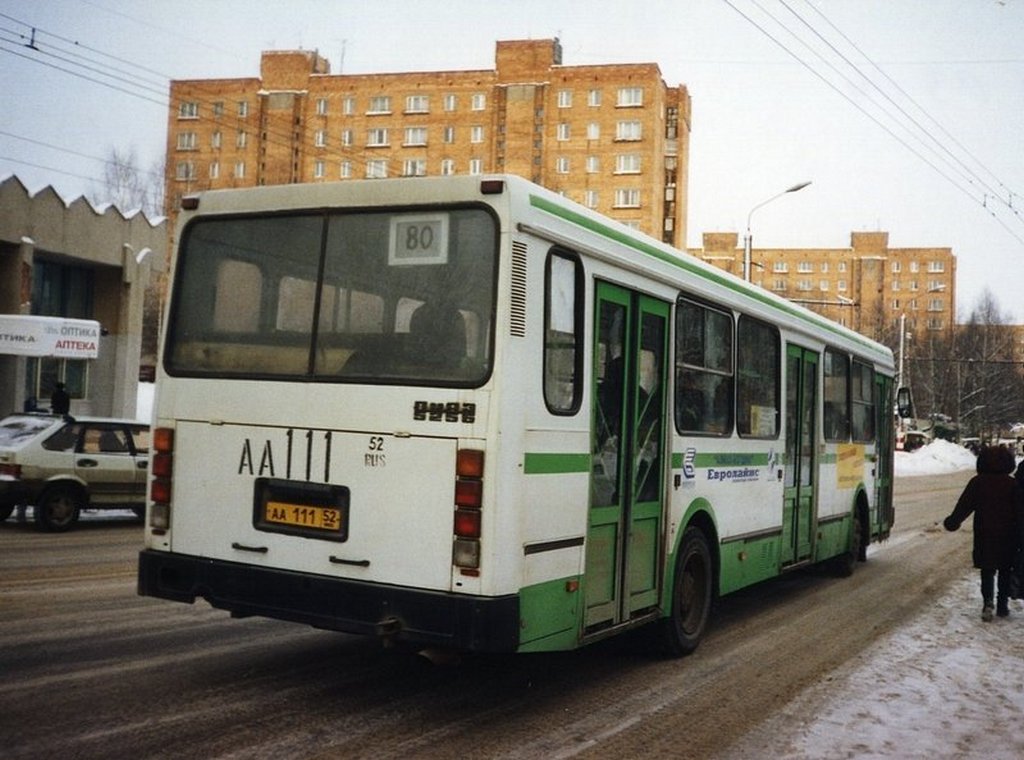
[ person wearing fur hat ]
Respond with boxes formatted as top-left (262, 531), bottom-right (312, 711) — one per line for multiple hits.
top-left (943, 445), bottom-right (1018, 621)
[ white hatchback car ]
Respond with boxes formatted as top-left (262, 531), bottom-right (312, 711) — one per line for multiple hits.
top-left (0, 413), bottom-right (150, 531)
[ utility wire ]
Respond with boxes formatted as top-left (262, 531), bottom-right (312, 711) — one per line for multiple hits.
top-left (721, 0), bottom-right (1024, 247)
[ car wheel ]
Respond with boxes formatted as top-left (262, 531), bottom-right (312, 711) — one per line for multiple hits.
top-left (34, 485), bottom-right (83, 532)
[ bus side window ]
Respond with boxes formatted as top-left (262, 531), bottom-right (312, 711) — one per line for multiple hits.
top-left (544, 250), bottom-right (582, 414)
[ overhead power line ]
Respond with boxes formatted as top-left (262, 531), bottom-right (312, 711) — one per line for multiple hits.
top-left (721, 0), bottom-right (1024, 247)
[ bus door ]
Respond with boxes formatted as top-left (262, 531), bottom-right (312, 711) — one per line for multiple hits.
top-left (782, 344), bottom-right (818, 566)
top-left (586, 282), bottom-right (669, 630)
top-left (874, 372), bottom-right (895, 532)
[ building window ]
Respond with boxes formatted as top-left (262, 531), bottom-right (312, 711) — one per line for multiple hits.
top-left (838, 279), bottom-right (847, 291)
top-left (175, 162), bottom-right (195, 180)
top-left (588, 88), bottom-right (601, 107)
top-left (340, 161), bottom-right (352, 178)
top-left (615, 154), bottom-right (641, 174)
top-left (470, 125), bottom-right (484, 143)
top-left (773, 279), bottom-right (787, 291)
top-left (821, 262), bottom-right (829, 273)
top-left (237, 101), bottom-right (249, 117)
top-left (314, 160), bottom-right (325, 178)
top-left (366, 159), bottom-right (388, 179)
top-left (315, 130), bottom-right (327, 147)
top-left (928, 298), bottom-right (944, 312)
top-left (613, 189), bottom-right (640, 208)
top-left (469, 158), bottom-right (482, 175)
top-left (442, 126), bottom-right (455, 143)
top-left (441, 159), bottom-right (455, 176)
top-left (368, 96), bottom-right (392, 114)
top-left (617, 87), bottom-right (643, 107)
top-left (234, 162), bottom-right (245, 178)
top-left (367, 128), bottom-right (389, 147)
top-left (405, 94), bottom-right (429, 113)
top-left (587, 123), bottom-right (600, 141)
top-left (839, 261), bottom-right (847, 272)
top-left (927, 261), bottom-right (946, 273)
top-left (586, 156), bottom-right (600, 173)
top-left (615, 121), bottom-right (642, 141)
top-left (236, 131), bottom-right (247, 148)
top-left (341, 129), bottom-right (352, 146)
top-left (211, 131), bottom-right (222, 149)
top-left (404, 127), bottom-right (428, 146)
top-left (178, 101), bottom-right (198, 119)
top-left (892, 280), bottom-right (901, 291)
top-left (557, 90), bottom-right (572, 108)
top-left (209, 161), bottom-right (219, 179)
top-left (402, 158), bottom-right (427, 177)
top-left (471, 93), bottom-right (486, 111)
top-left (212, 101), bottom-right (223, 117)
top-left (556, 157), bottom-right (570, 174)
top-left (910, 261), bottom-right (920, 273)
top-left (892, 261), bottom-right (902, 273)
top-left (443, 94), bottom-right (457, 111)
top-left (343, 97), bottom-right (356, 115)
top-left (176, 132), bottom-right (197, 151)
top-left (316, 97), bottom-right (328, 115)
top-left (584, 190), bottom-right (598, 208)
top-left (819, 280), bottom-right (829, 291)
top-left (798, 261), bottom-right (813, 273)
top-left (556, 123), bottom-right (570, 141)
top-left (773, 261), bottom-right (788, 273)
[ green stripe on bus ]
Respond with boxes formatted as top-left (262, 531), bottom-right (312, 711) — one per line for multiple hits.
top-left (528, 193), bottom-right (886, 356)
top-left (671, 451), bottom-right (772, 468)
top-left (524, 452), bottom-right (591, 474)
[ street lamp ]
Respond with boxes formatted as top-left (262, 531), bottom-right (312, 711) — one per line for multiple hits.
top-left (743, 181), bottom-right (812, 281)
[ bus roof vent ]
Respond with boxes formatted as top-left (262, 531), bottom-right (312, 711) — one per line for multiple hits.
top-left (509, 240), bottom-right (527, 337)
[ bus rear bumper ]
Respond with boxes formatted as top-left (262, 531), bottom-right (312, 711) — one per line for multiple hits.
top-left (137, 549), bottom-right (520, 653)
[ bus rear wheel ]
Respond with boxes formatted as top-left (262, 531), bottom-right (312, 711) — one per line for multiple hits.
top-left (659, 526), bottom-right (713, 657)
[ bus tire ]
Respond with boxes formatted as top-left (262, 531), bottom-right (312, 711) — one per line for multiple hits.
top-left (34, 484), bottom-right (83, 532)
top-left (831, 503), bottom-right (866, 578)
top-left (659, 526), bottom-right (713, 657)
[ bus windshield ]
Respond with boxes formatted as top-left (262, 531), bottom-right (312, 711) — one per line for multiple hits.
top-left (165, 206), bottom-right (497, 386)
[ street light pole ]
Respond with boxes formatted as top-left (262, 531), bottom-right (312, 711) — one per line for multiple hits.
top-left (743, 181), bottom-right (812, 282)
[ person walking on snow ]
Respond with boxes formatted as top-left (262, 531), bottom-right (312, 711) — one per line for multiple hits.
top-left (943, 445), bottom-right (1018, 621)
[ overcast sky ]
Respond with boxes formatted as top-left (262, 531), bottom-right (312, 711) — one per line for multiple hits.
top-left (1, 0), bottom-right (1021, 322)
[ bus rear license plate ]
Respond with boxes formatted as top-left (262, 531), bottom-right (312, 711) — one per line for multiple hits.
top-left (264, 501), bottom-right (343, 531)
top-left (253, 478), bottom-right (350, 542)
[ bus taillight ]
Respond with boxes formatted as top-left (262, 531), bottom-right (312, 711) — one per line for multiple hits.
top-left (453, 448), bottom-right (484, 572)
top-left (149, 427), bottom-right (175, 532)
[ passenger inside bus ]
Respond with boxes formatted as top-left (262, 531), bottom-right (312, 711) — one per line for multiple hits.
top-left (408, 301), bottom-right (466, 368)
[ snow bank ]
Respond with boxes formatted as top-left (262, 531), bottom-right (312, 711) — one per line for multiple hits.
top-left (895, 438), bottom-right (978, 477)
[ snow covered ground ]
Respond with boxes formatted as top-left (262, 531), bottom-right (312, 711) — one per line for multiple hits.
top-left (733, 440), bottom-right (1024, 759)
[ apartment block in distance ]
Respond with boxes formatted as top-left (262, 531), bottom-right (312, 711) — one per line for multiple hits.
top-left (166, 38), bottom-right (691, 247)
top-left (692, 231), bottom-right (956, 345)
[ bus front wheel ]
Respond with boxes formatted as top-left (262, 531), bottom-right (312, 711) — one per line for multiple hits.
top-left (659, 526), bottom-right (713, 656)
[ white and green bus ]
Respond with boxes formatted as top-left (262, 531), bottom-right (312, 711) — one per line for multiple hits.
top-left (138, 174), bottom-right (895, 655)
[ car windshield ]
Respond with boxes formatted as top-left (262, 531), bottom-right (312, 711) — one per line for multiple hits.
top-left (0, 416), bottom-right (56, 447)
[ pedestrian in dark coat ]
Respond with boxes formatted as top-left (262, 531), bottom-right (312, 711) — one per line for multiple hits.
top-left (943, 445), bottom-right (1018, 620)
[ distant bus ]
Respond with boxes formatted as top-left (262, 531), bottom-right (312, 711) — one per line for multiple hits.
top-left (138, 175), bottom-right (895, 655)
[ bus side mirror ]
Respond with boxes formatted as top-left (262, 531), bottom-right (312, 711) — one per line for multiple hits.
top-left (896, 387), bottom-right (914, 419)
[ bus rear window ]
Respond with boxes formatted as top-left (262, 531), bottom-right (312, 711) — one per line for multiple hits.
top-left (165, 207), bottom-right (497, 386)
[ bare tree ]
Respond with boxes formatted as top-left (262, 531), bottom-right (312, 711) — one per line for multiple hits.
top-left (956, 289), bottom-right (1023, 439)
top-left (91, 146), bottom-right (164, 219)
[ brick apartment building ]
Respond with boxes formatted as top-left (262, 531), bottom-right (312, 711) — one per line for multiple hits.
top-left (691, 230), bottom-right (957, 345)
top-left (165, 38), bottom-right (690, 248)
top-left (164, 37), bottom-right (966, 350)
